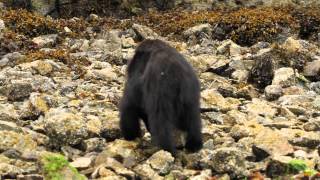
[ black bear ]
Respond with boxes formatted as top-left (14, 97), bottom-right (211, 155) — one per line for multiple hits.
top-left (119, 39), bottom-right (202, 154)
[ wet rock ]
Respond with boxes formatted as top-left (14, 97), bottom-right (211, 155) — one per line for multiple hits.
top-left (43, 108), bottom-right (88, 147)
top-left (146, 150), bottom-right (174, 175)
top-left (303, 60), bottom-right (320, 81)
top-left (6, 82), bottom-right (33, 101)
top-left (132, 24), bottom-right (159, 40)
top-left (70, 157), bottom-right (93, 170)
top-left (264, 85), bottom-right (283, 101)
top-left (32, 34), bottom-right (58, 48)
top-left (272, 67), bottom-right (295, 88)
top-left (203, 147), bottom-right (247, 178)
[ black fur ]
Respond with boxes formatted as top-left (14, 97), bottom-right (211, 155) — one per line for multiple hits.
top-left (119, 39), bottom-right (202, 154)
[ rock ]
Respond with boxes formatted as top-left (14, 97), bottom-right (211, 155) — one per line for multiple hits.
top-left (217, 40), bottom-right (243, 57)
top-left (0, 104), bottom-right (18, 122)
top-left (0, 19), bottom-right (5, 31)
top-left (6, 82), bottom-right (33, 101)
top-left (0, 130), bottom-right (37, 153)
top-left (70, 157), bottom-right (93, 170)
top-left (95, 140), bottom-right (140, 168)
top-left (279, 128), bottom-right (320, 148)
top-left (266, 155), bottom-right (293, 178)
top-left (97, 157), bottom-right (135, 178)
top-left (272, 67), bottom-right (295, 88)
top-left (82, 138), bottom-right (106, 152)
top-left (100, 110), bottom-right (121, 141)
top-left (201, 89), bottom-right (236, 111)
top-left (0, 163), bottom-right (24, 177)
top-left (121, 37), bottom-right (136, 48)
top-left (147, 150), bottom-right (174, 175)
top-left (33, 60), bottom-right (53, 75)
top-left (248, 51), bottom-right (274, 89)
top-left (190, 169), bottom-right (212, 180)
top-left (310, 82), bottom-right (320, 94)
top-left (132, 23), bottom-right (159, 40)
top-left (204, 147), bottom-right (247, 178)
top-left (183, 23), bottom-right (212, 43)
top-left (231, 70), bottom-right (249, 82)
top-left (0, 52), bottom-right (24, 68)
top-left (303, 60), bottom-right (320, 81)
top-left (264, 85), bottom-right (283, 101)
top-left (85, 68), bottom-right (117, 81)
top-left (253, 128), bottom-right (294, 160)
top-left (229, 125), bottom-right (250, 141)
top-left (43, 108), bottom-right (88, 147)
top-left (134, 163), bottom-right (164, 180)
top-left (32, 34), bottom-right (58, 48)
top-left (244, 98), bottom-right (278, 118)
top-left (281, 37), bottom-right (303, 52)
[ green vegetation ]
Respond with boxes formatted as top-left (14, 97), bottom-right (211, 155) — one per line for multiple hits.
top-left (42, 154), bottom-right (86, 180)
top-left (288, 159), bottom-right (318, 176)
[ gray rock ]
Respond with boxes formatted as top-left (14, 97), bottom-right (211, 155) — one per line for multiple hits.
top-left (183, 23), bottom-right (212, 43)
top-left (32, 34), bottom-right (58, 48)
top-left (6, 82), bottom-right (33, 101)
top-left (272, 67), bottom-right (295, 88)
top-left (82, 138), bottom-right (106, 152)
top-left (132, 23), bottom-right (159, 40)
top-left (147, 150), bottom-right (174, 175)
top-left (44, 108), bottom-right (88, 147)
top-left (0, 52), bottom-right (24, 68)
top-left (203, 147), bottom-right (247, 178)
top-left (310, 82), bottom-right (320, 94)
top-left (304, 60), bottom-right (320, 81)
top-left (217, 40), bottom-right (243, 57)
top-left (264, 85), bottom-right (283, 101)
top-left (303, 118), bottom-right (320, 131)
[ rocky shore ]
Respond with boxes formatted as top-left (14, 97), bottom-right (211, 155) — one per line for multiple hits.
top-left (0, 6), bottom-right (320, 179)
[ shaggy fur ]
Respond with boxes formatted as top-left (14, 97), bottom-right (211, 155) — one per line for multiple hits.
top-left (119, 39), bottom-right (202, 154)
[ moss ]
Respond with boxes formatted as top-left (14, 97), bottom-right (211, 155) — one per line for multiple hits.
top-left (42, 154), bottom-right (86, 180)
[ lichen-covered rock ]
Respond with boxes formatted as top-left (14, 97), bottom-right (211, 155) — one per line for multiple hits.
top-left (0, 130), bottom-right (38, 153)
top-left (272, 67), bottom-right (295, 88)
top-left (32, 34), bottom-right (58, 48)
top-left (264, 84), bottom-right (283, 101)
top-left (202, 147), bottom-right (248, 178)
top-left (146, 150), bottom-right (174, 175)
top-left (43, 108), bottom-right (88, 147)
top-left (132, 23), bottom-right (160, 40)
top-left (6, 82), bottom-right (33, 101)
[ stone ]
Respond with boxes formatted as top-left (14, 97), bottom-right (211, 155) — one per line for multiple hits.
top-left (6, 82), bottom-right (33, 101)
top-left (0, 19), bottom-right (5, 32)
top-left (303, 60), bottom-right (320, 81)
top-left (272, 67), bottom-right (295, 88)
top-left (82, 138), bottom-right (106, 152)
top-left (244, 98), bottom-right (278, 118)
top-left (281, 37), bottom-right (303, 52)
top-left (43, 108), bottom-right (88, 147)
top-left (190, 169), bottom-right (212, 180)
top-left (264, 85), bottom-right (283, 101)
top-left (132, 23), bottom-right (159, 40)
top-left (0, 52), bottom-right (24, 68)
top-left (310, 82), bottom-right (320, 94)
top-left (183, 23), bottom-right (212, 39)
top-left (303, 118), bottom-right (320, 131)
top-left (32, 34), bottom-right (58, 48)
top-left (231, 70), bottom-right (249, 82)
top-left (204, 147), bottom-right (247, 178)
top-left (70, 157), bottom-right (93, 170)
top-left (147, 150), bottom-right (174, 175)
top-left (253, 128), bottom-right (294, 159)
top-left (217, 40), bottom-right (243, 57)
top-left (134, 163), bottom-right (164, 180)
top-left (0, 130), bottom-right (37, 153)
top-left (279, 128), bottom-right (320, 148)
